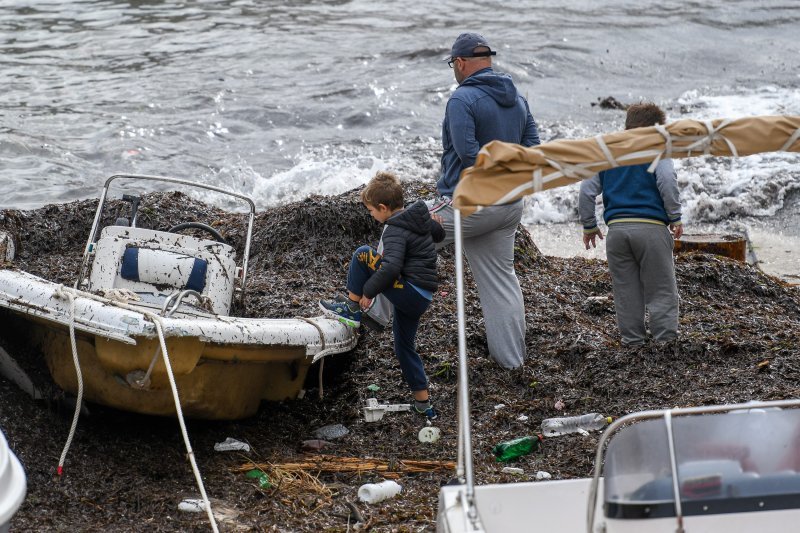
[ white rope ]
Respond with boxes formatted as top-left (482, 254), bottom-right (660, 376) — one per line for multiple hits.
top-left (147, 314), bottom-right (219, 533)
top-left (532, 169), bottom-right (543, 193)
top-left (544, 158), bottom-right (597, 181)
top-left (53, 286), bottom-right (84, 477)
top-left (594, 135), bottom-right (619, 167)
top-left (52, 286), bottom-right (219, 532)
top-left (647, 124), bottom-right (674, 173)
top-left (781, 127), bottom-right (800, 152)
top-left (684, 119), bottom-right (738, 157)
top-left (98, 288), bottom-right (141, 303)
top-left (295, 316), bottom-right (334, 400)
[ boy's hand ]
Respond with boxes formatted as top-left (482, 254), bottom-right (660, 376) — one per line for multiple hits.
top-left (431, 213), bottom-right (444, 225)
top-left (670, 223), bottom-right (684, 239)
top-left (359, 296), bottom-right (373, 310)
top-left (583, 229), bottom-right (604, 250)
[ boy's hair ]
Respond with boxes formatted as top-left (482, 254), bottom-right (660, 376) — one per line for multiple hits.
top-left (625, 102), bottom-right (666, 130)
top-left (360, 171), bottom-right (404, 209)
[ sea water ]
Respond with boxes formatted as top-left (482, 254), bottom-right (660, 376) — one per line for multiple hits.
top-left (1, 0), bottom-right (798, 278)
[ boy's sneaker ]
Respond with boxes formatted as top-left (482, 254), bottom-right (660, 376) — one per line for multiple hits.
top-left (413, 400), bottom-right (439, 421)
top-left (332, 295), bottom-right (385, 332)
top-left (319, 298), bottom-right (361, 328)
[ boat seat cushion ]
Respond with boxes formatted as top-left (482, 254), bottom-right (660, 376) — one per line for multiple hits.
top-left (120, 246), bottom-right (207, 293)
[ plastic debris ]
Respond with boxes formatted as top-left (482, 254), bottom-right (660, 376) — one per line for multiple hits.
top-left (214, 437), bottom-right (250, 453)
top-left (418, 426), bottom-right (441, 443)
top-left (501, 467), bottom-right (524, 475)
top-left (536, 471), bottom-right (552, 480)
top-left (516, 414), bottom-right (529, 422)
top-left (492, 435), bottom-right (543, 462)
top-left (367, 384), bottom-right (380, 392)
top-left (245, 469), bottom-right (272, 489)
top-left (358, 480), bottom-right (402, 504)
top-left (541, 413), bottom-right (612, 437)
top-left (302, 439), bottom-right (334, 451)
top-left (493, 403), bottom-right (505, 410)
top-left (314, 423), bottom-right (350, 440)
top-left (363, 398), bottom-right (411, 423)
top-left (178, 498), bottom-right (206, 513)
top-left (554, 399), bottom-right (565, 411)
top-left (297, 389), bottom-right (306, 400)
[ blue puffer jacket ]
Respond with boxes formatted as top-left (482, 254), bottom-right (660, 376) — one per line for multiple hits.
top-left (437, 67), bottom-right (540, 197)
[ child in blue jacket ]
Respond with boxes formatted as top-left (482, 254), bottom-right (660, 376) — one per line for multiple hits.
top-left (579, 103), bottom-right (683, 345)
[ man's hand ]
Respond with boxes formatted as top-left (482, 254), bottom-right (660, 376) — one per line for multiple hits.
top-left (359, 295), bottom-right (373, 310)
top-left (670, 223), bottom-right (684, 239)
top-left (583, 229), bottom-right (604, 250)
top-left (431, 213), bottom-right (444, 225)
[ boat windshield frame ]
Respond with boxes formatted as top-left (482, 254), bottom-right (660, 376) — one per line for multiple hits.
top-left (587, 398), bottom-right (800, 533)
top-left (73, 174), bottom-right (256, 307)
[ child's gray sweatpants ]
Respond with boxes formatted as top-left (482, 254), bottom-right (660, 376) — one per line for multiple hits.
top-left (605, 222), bottom-right (679, 345)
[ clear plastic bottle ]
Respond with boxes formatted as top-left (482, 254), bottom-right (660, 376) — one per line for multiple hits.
top-left (492, 435), bottom-right (543, 462)
top-left (540, 413), bottom-right (612, 437)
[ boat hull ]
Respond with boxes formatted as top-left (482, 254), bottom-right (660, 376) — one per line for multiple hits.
top-left (0, 270), bottom-right (357, 420)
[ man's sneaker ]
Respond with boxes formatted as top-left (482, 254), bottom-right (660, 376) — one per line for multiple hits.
top-left (319, 298), bottom-right (361, 328)
top-left (413, 400), bottom-right (439, 421)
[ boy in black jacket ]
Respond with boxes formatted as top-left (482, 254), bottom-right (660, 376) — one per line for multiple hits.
top-left (320, 172), bottom-right (445, 419)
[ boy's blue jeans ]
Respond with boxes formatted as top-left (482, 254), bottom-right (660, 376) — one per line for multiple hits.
top-left (347, 245), bottom-right (431, 392)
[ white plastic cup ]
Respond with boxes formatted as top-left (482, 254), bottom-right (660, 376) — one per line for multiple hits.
top-left (357, 480), bottom-right (402, 504)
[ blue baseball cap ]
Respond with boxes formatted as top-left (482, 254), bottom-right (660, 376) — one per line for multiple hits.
top-left (444, 32), bottom-right (497, 61)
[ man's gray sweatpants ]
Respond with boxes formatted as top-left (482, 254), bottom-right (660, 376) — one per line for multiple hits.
top-left (431, 201), bottom-right (526, 369)
top-left (605, 222), bottom-right (679, 345)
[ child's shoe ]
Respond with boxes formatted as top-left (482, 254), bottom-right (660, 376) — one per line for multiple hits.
top-left (319, 297), bottom-right (362, 328)
top-left (332, 295), bottom-right (385, 332)
top-left (413, 399), bottom-right (439, 421)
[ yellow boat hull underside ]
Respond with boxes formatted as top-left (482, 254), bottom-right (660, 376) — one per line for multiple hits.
top-left (23, 316), bottom-right (312, 420)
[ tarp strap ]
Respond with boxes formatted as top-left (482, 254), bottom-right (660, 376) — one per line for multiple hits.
top-left (647, 123), bottom-right (674, 173)
top-left (532, 168), bottom-right (543, 193)
top-left (684, 119), bottom-right (737, 157)
top-left (595, 135), bottom-right (619, 168)
top-left (781, 127), bottom-right (800, 152)
top-left (544, 158), bottom-right (596, 181)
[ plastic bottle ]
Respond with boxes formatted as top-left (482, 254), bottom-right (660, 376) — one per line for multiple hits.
top-left (492, 435), bottom-right (543, 462)
top-left (540, 413), bottom-right (612, 437)
top-left (358, 480), bottom-right (402, 504)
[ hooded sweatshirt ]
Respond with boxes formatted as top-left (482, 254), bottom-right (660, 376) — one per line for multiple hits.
top-left (362, 200), bottom-right (446, 299)
top-left (438, 67), bottom-right (540, 197)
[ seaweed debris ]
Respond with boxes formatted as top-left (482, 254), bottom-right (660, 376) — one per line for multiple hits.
top-left (1, 182), bottom-right (799, 531)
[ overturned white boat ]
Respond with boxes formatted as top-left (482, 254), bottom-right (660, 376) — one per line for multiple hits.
top-left (0, 175), bottom-right (357, 420)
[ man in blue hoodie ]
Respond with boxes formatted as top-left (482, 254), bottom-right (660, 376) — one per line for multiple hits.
top-left (430, 32), bottom-right (540, 370)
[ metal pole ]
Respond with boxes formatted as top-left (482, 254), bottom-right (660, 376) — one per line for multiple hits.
top-left (454, 209), bottom-right (479, 526)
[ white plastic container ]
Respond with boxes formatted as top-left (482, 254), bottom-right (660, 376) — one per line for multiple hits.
top-left (0, 428), bottom-right (26, 533)
top-left (357, 480), bottom-right (402, 504)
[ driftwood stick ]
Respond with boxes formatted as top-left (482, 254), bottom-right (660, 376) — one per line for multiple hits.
top-left (235, 454), bottom-right (456, 476)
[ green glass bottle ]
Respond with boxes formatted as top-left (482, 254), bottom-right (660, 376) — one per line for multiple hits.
top-left (492, 434), bottom-right (543, 462)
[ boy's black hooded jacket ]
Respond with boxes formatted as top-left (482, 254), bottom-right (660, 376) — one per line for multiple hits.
top-left (362, 200), bottom-right (446, 299)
